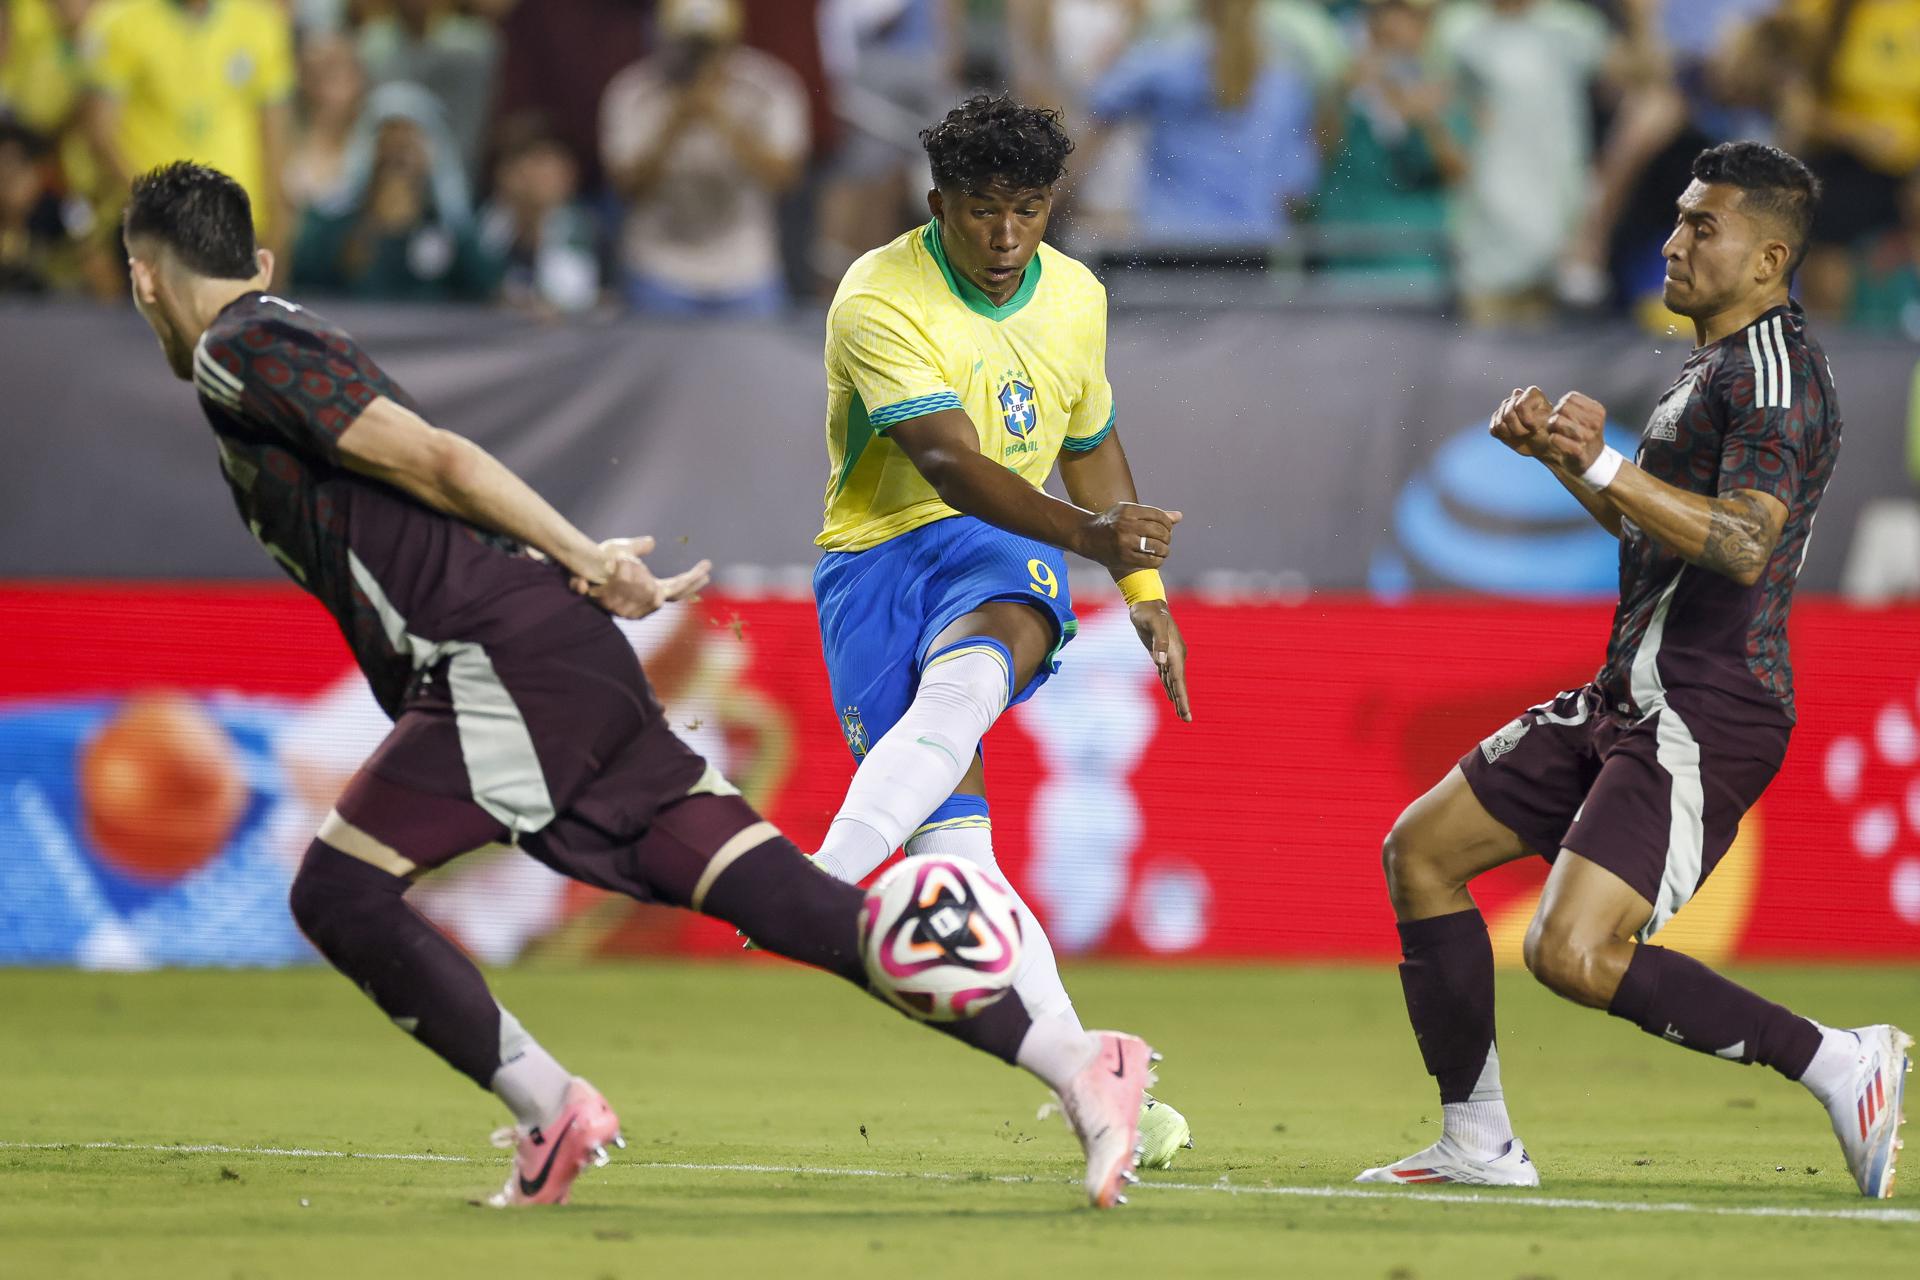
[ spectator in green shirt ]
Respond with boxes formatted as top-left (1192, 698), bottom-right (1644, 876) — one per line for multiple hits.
top-left (1850, 172), bottom-right (1920, 341)
top-left (293, 82), bottom-right (502, 302)
top-left (1310, 0), bottom-right (1462, 284)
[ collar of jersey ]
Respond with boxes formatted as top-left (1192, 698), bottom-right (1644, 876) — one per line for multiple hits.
top-left (1692, 299), bottom-right (1801, 360)
top-left (922, 220), bottom-right (1042, 321)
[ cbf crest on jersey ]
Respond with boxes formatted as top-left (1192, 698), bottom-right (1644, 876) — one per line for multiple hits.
top-left (998, 379), bottom-right (1038, 438)
top-left (840, 706), bottom-right (870, 758)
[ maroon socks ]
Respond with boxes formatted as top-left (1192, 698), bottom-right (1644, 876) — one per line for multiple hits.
top-left (289, 840), bottom-right (507, 1088)
top-left (1608, 943), bottom-right (1822, 1079)
top-left (1397, 909), bottom-right (1500, 1104)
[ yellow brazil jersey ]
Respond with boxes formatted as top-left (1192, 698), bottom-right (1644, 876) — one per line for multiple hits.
top-left (0, 0), bottom-right (99, 201)
top-left (1, 0), bottom-right (83, 137)
top-left (819, 221), bottom-right (1115, 553)
top-left (81, 0), bottom-right (294, 231)
top-left (1793, 0), bottom-right (1920, 173)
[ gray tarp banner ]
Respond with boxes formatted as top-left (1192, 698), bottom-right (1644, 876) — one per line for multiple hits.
top-left (2, 301), bottom-right (1914, 593)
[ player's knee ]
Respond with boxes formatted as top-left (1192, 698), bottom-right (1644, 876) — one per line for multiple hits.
top-left (287, 839), bottom-right (400, 947)
top-left (287, 856), bottom-right (339, 943)
top-left (1522, 917), bottom-right (1606, 1004)
top-left (1381, 821), bottom-right (1443, 912)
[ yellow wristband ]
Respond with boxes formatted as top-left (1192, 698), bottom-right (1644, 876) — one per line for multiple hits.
top-left (1116, 569), bottom-right (1166, 606)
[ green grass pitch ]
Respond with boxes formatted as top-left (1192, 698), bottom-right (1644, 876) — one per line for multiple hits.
top-left (2, 963), bottom-right (1915, 1279)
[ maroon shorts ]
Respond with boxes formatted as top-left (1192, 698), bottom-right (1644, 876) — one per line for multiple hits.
top-left (331, 601), bottom-right (713, 895)
top-left (1458, 684), bottom-right (1789, 937)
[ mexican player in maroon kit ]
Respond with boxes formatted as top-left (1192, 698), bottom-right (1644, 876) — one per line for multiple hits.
top-left (120, 161), bottom-right (1156, 1210)
top-left (1360, 143), bottom-right (1911, 1197)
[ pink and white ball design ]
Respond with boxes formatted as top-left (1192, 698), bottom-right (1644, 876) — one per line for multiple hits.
top-left (858, 857), bottom-right (1024, 1022)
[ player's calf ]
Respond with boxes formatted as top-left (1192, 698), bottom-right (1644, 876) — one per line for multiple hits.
top-left (289, 840), bottom-right (514, 1088)
top-left (644, 792), bottom-right (1162, 1205)
top-left (644, 793), bottom-right (1046, 1063)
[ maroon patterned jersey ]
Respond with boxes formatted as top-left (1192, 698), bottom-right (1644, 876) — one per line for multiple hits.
top-left (192, 293), bottom-right (578, 716)
top-left (1595, 302), bottom-right (1842, 725)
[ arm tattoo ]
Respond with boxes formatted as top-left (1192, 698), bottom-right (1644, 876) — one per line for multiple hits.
top-left (1700, 492), bottom-right (1776, 583)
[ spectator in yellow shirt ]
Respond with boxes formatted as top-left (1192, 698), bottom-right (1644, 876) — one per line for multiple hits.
top-left (1785, 0), bottom-right (1920, 314)
top-left (0, 1), bottom-right (96, 198)
top-left (79, 0), bottom-right (294, 266)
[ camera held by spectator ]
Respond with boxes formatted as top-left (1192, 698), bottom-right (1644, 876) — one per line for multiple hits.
top-left (601, 0), bottom-right (810, 318)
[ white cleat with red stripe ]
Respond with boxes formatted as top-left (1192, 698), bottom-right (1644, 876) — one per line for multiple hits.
top-left (1355, 1136), bottom-right (1540, 1187)
top-left (1823, 1024), bottom-right (1912, 1199)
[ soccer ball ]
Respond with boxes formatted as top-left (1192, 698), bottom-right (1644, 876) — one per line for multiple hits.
top-left (859, 856), bottom-right (1024, 1022)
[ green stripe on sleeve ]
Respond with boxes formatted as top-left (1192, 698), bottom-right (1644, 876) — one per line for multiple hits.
top-left (1063, 402), bottom-right (1116, 452)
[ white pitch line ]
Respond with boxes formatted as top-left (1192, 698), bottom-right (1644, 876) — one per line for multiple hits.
top-left (5, 1141), bottom-right (1917, 1225)
top-left (0, 1141), bottom-right (470, 1164)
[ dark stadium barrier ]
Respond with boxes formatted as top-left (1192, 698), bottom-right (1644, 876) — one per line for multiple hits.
top-left (1, 303), bottom-right (1916, 597)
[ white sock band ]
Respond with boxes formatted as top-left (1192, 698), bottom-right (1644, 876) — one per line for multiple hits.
top-left (1015, 1013), bottom-right (1098, 1092)
top-left (490, 1005), bottom-right (572, 1130)
top-left (1441, 1045), bottom-right (1512, 1159)
top-left (1799, 1024), bottom-right (1861, 1108)
top-left (1442, 1100), bottom-right (1515, 1160)
top-left (815, 647), bottom-right (1010, 881)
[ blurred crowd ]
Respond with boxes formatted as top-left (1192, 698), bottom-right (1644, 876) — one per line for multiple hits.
top-left (1, 0), bottom-right (1918, 334)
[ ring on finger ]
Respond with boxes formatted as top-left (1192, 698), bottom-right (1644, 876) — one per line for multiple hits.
top-left (1139, 535), bottom-right (1149, 554)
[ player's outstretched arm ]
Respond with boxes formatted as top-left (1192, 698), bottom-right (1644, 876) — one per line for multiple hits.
top-left (1059, 429), bottom-right (1192, 722)
top-left (334, 396), bottom-right (710, 617)
top-left (1545, 392), bottom-right (1786, 586)
top-left (1490, 386), bottom-right (1623, 538)
top-left (886, 408), bottom-right (1177, 575)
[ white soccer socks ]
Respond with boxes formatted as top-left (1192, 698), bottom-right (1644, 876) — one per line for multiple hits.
top-left (490, 1004), bottom-right (574, 1131)
top-left (1441, 1046), bottom-right (1515, 1160)
top-left (816, 644), bottom-right (1011, 880)
top-left (1015, 1008), bottom-right (1102, 1092)
top-left (1799, 1023), bottom-right (1864, 1108)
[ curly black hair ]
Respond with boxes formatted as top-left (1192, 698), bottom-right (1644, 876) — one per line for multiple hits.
top-left (124, 160), bottom-right (258, 279)
top-left (920, 94), bottom-right (1074, 193)
top-left (1691, 142), bottom-right (1822, 277)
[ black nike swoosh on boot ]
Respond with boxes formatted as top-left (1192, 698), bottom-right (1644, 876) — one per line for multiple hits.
top-left (1111, 1044), bottom-right (1128, 1079)
top-left (517, 1122), bottom-right (575, 1197)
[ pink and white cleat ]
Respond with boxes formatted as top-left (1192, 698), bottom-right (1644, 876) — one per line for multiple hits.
top-left (1821, 1024), bottom-right (1912, 1198)
top-left (484, 1077), bottom-right (625, 1207)
top-left (1056, 1032), bottom-right (1156, 1209)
